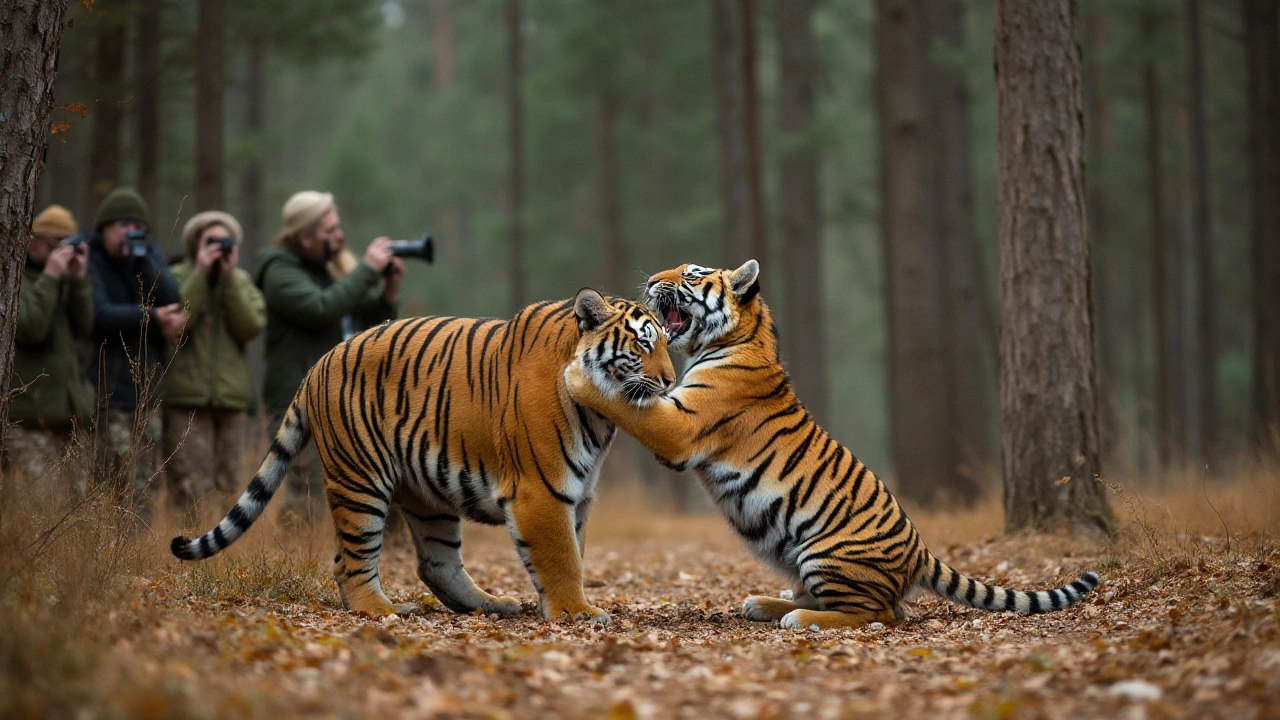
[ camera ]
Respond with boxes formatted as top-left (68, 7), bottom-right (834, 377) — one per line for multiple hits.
top-left (124, 229), bottom-right (150, 259)
top-left (206, 236), bottom-right (235, 254)
top-left (59, 234), bottom-right (86, 249)
top-left (388, 233), bottom-right (434, 264)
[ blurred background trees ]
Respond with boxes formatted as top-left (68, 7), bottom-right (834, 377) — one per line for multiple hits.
top-left (34, 0), bottom-right (1280, 508)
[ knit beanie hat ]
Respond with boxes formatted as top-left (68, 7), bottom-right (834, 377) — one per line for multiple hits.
top-left (31, 204), bottom-right (78, 237)
top-left (93, 187), bottom-right (151, 230)
top-left (277, 191), bottom-right (335, 244)
top-left (182, 210), bottom-right (244, 257)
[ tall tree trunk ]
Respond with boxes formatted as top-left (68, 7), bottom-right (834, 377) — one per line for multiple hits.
top-left (1186, 0), bottom-right (1218, 469)
top-left (1245, 0), bottom-right (1280, 458)
top-left (877, 0), bottom-right (954, 506)
top-left (431, 0), bottom-right (464, 311)
top-left (0, 0), bottom-right (69, 460)
top-left (711, 0), bottom-right (766, 266)
top-left (196, 0), bottom-right (225, 211)
top-left (505, 0), bottom-right (526, 313)
top-left (239, 37), bottom-right (266, 261)
top-left (994, 0), bottom-right (1113, 533)
top-left (86, 20), bottom-right (125, 215)
top-left (927, 0), bottom-right (992, 492)
top-left (776, 0), bottom-right (828, 426)
top-left (1142, 9), bottom-right (1179, 467)
top-left (135, 0), bottom-right (161, 220)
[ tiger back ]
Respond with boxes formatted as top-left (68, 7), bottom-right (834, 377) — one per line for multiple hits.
top-left (565, 261), bottom-right (1098, 630)
top-left (173, 289), bottom-right (674, 622)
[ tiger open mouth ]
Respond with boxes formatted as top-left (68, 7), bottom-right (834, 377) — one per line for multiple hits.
top-left (653, 295), bottom-right (691, 339)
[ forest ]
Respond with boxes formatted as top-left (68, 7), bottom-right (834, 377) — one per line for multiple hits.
top-left (0, 0), bottom-right (1277, 717)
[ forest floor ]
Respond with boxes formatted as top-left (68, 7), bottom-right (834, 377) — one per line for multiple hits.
top-left (2, 471), bottom-right (1279, 719)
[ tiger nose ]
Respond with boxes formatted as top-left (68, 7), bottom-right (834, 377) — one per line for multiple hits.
top-left (660, 373), bottom-right (676, 392)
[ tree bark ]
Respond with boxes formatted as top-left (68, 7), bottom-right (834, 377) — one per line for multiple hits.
top-left (776, 0), bottom-right (828, 427)
top-left (1185, 0), bottom-right (1218, 469)
top-left (0, 0), bottom-right (69, 461)
top-left (1245, 0), bottom-right (1280, 458)
top-left (927, 0), bottom-right (993, 492)
top-left (877, 0), bottom-right (954, 506)
top-left (711, 0), bottom-right (766, 267)
top-left (994, 0), bottom-right (1113, 533)
top-left (506, 0), bottom-right (526, 313)
top-left (196, 0), bottom-right (225, 211)
top-left (431, 0), bottom-right (465, 305)
top-left (135, 0), bottom-right (161, 219)
top-left (86, 19), bottom-right (125, 214)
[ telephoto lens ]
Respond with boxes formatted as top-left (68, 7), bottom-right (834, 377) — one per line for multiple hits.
top-left (388, 233), bottom-right (433, 264)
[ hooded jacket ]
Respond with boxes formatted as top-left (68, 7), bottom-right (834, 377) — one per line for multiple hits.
top-left (163, 258), bottom-right (267, 411)
top-left (255, 246), bottom-right (396, 416)
top-left (87, 232), bottom-right (182, 410)
top-left (11, 259), bottom-right (96, 428)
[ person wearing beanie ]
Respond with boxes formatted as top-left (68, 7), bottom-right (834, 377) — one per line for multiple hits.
top-left (8, 205), bottom-right (95, 490)
top-left (85, 186), bottom-right (183, 510)
top-left (255, 190), bottom-right (403, 520)
top-left (162, 211), bottom-right (267, 522)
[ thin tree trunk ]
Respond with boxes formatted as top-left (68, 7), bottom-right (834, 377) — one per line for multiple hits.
top-left (927, 0), bottom-right (992, 494)
top-left (777, 0), bottom-right (828, 426)
top-left (1186, 0), bottom-right (1218, 469)
top-left (1245, 0), bottom-right (1280, 458)
top-left (716, 0), bottom-right (752, 265)
top-left (135, 0), bottom-right (161, 219)
top-left (239, 37), bottom-right (265, 260)
top-left (196, 0), bottom-right (225, 211)
top-left (994, 0), bottom-right (1113, 533)
top-left (739, 0), bottom-right (767, 265)
top-left (1142, 9), bottom-right (1178, 467)
top-left (0, 0), bottom-right (69, 459)
top-left (598, 87), bottom-right (625, 295)
top-left (506, 0), bottom-right (526, 313)
top-left (431, 0), bottom-right (464, 309)
top-left (877, 0), bottom-right (953, 506)
top-left (86, 21), bottom-right (125, 214)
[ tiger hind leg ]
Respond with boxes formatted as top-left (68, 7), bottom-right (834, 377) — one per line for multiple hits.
top-left (403, 510), bottom-right (522, 615)
top-left (779, 604), bottom-right (899, 631)
top-left (329, 483), bottom-right (404, 617)
top-left (743, 585), bottom-right (819, 622)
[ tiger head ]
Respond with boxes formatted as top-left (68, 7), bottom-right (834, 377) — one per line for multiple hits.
top-left (644, 259), bottom-right (760, 354)
top-left (571, 288), bottom-right (676, 407)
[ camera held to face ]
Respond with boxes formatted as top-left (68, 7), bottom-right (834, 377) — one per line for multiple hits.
top-left (59, 234), bottom-right (86, 249)
top-left (207, 236), bottom-right (234, 254)
top-left (124, 229), bottom-right (150, 259)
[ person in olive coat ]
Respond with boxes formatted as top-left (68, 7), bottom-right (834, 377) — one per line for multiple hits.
top-left (8, 205), bottom-right (95, 491)
top-left (163, 211), bottom-right (267, 519)
top-left (256, 190), bottom-right (403, 519)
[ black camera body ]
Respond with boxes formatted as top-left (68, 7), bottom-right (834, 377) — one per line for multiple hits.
top-left (389, 233), bottom-right (434, 264)
top-left (124, 229), bottom-right (150, 259)
top-left (207, 236), bottom-right (235, 254)
top-left (59, 234), bottom-right (86, 249)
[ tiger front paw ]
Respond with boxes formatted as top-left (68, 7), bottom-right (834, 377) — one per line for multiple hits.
top-left (482, 595), bottom-right (524, 615)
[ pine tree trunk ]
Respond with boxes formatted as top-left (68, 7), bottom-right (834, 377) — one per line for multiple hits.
top-left (1245, 0), bottom-right (1280, 458)
top-left (711, 0), bottom-right (765, 266)
top-left (776, 0), bottom-right (828, 426)
top-left (431, 0), bottom-right (465, 313)
top-left (877, 0), bottom-right (954, 506)
top-left (196, 0), bottom-right (225, 211)
top-left (739, 0), bottom-right (767, 266)
top-left (1186, 0), bottom-right (1218, 469)
top-left (239, 37), bottom-right (266, 259)
top-left (0, 0), bottom-right (69, 459)
top-left (135, 0), bottom-right (161, 220)
top-left (927, 0), bottom-right (992, 495)
top-left (86, 21), bottom-right (125, 213)
top-left (506, 0), bottom-right (526, 313)
top-left (994, 0), bottom-right (1113, 533)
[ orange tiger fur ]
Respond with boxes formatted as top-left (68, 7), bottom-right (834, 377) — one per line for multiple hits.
top-left (565, 261), bottom-right (1099, 630)
top-left (173, 289), bottom-right (673, 621)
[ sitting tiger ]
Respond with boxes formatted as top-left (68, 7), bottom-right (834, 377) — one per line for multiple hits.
top-left (172, 289), bottom-right (674, 622)
top-left (564, 261), bottom-right (1099, 630)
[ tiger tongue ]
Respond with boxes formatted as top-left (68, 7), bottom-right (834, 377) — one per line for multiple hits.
top-left (665, 308), bottom-right (682, 325)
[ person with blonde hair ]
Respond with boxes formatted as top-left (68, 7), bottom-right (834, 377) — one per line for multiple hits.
top-left (255, 191), bottom-right (403, 518)
top-left (8, 204), bottom-right (95, 489)
top-left (163, 211), bottom-right (267, 520)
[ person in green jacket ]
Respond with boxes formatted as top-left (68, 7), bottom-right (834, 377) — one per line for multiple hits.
top-left (257, 190), bottom-right (403, 520)
top-left (163, 211), bottom-right (267, 520)
top-left (8, 205), bottom-right (95, 492)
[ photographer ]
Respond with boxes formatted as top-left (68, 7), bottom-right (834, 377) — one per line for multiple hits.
top-left (87, 187), bottom-right (183, 509)
top-left (257, 190), bottom-right (402, 519)
top-left (7, 205), bottom-right (95, 490)
top-left (163, 211), bottom-right (266, 520)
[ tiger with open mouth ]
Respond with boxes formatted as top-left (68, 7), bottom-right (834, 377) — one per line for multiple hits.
top-left (565, 261), bottom-right (1098, 630)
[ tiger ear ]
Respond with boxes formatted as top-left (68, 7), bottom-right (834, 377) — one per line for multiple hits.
top-left (574, 288), bottom-right (615, 332)
top-left (728, 259), bottom-right (760, 298)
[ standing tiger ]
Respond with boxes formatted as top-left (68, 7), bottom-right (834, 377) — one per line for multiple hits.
top-left (564, 261), bottom-right (1099, 630)
top-left (172, 289), bottom-right (674, 622)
